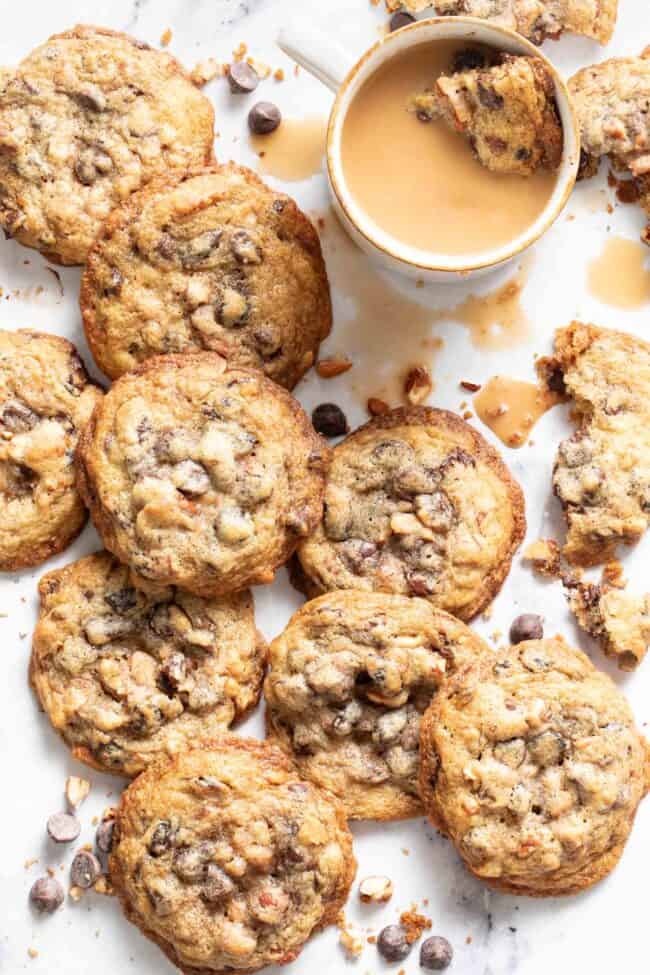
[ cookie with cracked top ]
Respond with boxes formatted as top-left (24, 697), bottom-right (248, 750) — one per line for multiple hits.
top-left (31, 551), bottom-right (267, 776)
top-left (110, 737), bottom-right (355, 975)
top-left (265, 590), bottom-right (489, 821)
top-left (542, 322), bottom-right (650, 566)
top-left (385, 0), bottom-right (617, 45)
top-left (0, 329), bottom-right (102, 571)
top-left (419, 636), bottom-right (650, 896)
top-left (296, 407), bottom-right (525, 621)
top-left (76, 352), bottom-right (329, 596)
top-left (80, 164), bottom-right (331, 389)
top-left (0, 25), bottom-right (214, 265)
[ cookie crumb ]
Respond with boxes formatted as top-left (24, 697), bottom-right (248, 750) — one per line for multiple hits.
top-left (160, 28), bottom-right (172, 46)
top-left (338, 912), bottom-right (365, 959)
top-left (190, 58), bottom-right (223, 86)
top-left (27, 948), bottom-right (39, 960)
top-left (400, 905), bottom-right (432, 945)
top-left (523, 538), bottom-right (561, 578)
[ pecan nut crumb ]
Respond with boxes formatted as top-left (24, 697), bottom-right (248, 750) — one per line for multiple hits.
top-left (316, 356), bottom-right (353, 378)
top-left (404, 366), bottom-right (433, 405)
top-left (367, 397), bottom-right (390, 416)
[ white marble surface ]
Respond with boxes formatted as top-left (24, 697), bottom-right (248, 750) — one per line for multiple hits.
top-left (1, 1), bottom-right (650, 973)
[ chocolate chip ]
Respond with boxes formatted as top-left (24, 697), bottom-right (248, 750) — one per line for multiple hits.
top-left (389, 10), bottom-right (415, 30)
top-left (70, 850), bottom-right (102, 889)
top-left (420, 936), bottom-right (453, 970)
top-left (509, 614), bottom-right (544, 644)
top-left (105, 587), bottom-right (137, 615)
top-left (477, 82), bottom-right (504, 110)
top-left (451, 47), bottom-right (487, 73)
top-left (377, 925), bottom-right (411, 962)
top-left (148, 820), bottom-right (174, 857)
top-left (202, 863), bottom-right (235, 903)
top-left (95, 818), bottom-right (115, 857)
top-left (47, 812), bottom-right (81, 844)
top-left (29, 876), bottom-right (64, 914)
top-left (248, 101), bottom-right (282, 135)
top-left (311, 403), bottom-right (348, 438)
top-left (228, 61), bottom-right (259, 94)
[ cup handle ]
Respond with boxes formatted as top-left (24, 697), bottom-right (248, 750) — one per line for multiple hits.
top-left (277, 20), bottom-right (355, 92)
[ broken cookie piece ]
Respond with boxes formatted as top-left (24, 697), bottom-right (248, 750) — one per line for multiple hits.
top-left (523, 538), bottom-right (561, 577)
top-left (411, 55), bottom-right (562, 177)
top-left (385, 1), bottom-right (617, 46)
top-left (566, 577), bottom-right (650, 671)
top-left (569, 52), bottom-right (650, 242)
top-left (544, 322), bottom-right (650, 566)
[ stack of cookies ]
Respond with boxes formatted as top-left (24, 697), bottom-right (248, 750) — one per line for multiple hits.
top-left (2, 22), bottom-right (649, 975)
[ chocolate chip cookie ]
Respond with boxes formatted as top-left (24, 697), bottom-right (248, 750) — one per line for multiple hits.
top-left (0, 329), bottom-right (102, 571)
top-left (76, 352), bottom-right (329, 596)
top-left (110, 738), bottom-right (355, 974)
top-left (31, 551), bottom-right (266, 776)
top-left (386, 0), bottom-right (617, 45)
top-left (296, 407), bottom-right (525, 621)
top-left (80, 165), bottom-right (331, 388)
top-left (265, 591), bottom-right (489, 820)
top-left (0, 25), bottom-right (214, 265)
top-left (569, 51), bottom-right (650, 240)
top-left (540, 322), bottom-right (650, 566)
top-left (411, 54), bottom-right (562, 177)
top-left (419, 636), bottom-right (650, 896)
top-left (565, 575), bottom-right (650, 672)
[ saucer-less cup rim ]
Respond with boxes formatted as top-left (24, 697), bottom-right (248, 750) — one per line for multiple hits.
top-left (279, 16), bottom-right (580, 279)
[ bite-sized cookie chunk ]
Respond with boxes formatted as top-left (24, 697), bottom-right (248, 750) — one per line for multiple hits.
top-left (569, 52), bottom-right (650, 239)
top-left (0, 25), bottom-right (214, 265)
top-left (543, 322), bottom-right (650, 566)
top-left (412, 54), bottom-right (562, 176)
top-left (297, 408), bottom-right (525, 621)
top-left (565, 577), bottom-right (650, 671)
top-left (110, 738), bottom-right (355, 974)
top-left (386, 0), bottom-right (617, 44)
top-left (265, 591), bottom-right (489, 821)
top-left (419, 636), bottom-right (650, 896)
top-left (81, 165), bottom-right (331, 389)
top-left (0, 330), bottom-right (102, 571)
top-left (31, 552), bottom-right (266, 776)
top-left (77, 353), bottom-right (328, 596)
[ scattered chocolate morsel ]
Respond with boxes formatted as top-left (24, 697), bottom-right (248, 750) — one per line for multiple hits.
top-left (420, 936), bottom-right (453, 970)
top-left (509, 613), bottom-right (544, 644)
top-left (377, 925), bottom-right (411, 962)
top-left (47, 812), bottom-right (81, 844)
top-left (70, 850), bottom-right (102, 889)
top-left (95, 817), bottom-right (115, 858)
top-left (248, 101), bottom-right (282, 135)
top-left (311, 403), bottom-right (349, 438)
top-left (389, 10), bottom-right (415, 31)
top-left (29, 876), bottom-right (64, 914)
top-left (227, 60), bottom-right (259, 94)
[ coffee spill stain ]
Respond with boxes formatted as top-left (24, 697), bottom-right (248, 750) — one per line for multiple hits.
top-left (474, 376), bottom-right (562, 448)
top-left (587, 235), bottom-right (650, 310)
top-left (429, 260), bottom-right (531, 350)
top-left (250, 117), bottom-right (328, 182)
top-left (315, 211), bottom-right (443, 406)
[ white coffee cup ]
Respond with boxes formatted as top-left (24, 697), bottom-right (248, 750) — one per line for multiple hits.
top-left (278, 16), bottom-right (580, 282)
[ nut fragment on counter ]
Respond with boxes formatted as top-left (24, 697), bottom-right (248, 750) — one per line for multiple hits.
top-left (316, 356), bottom-right (353, 378)
top-left (367, 396), bottom-right (390, 416)
top-left (65, 776), bottom-right (91, 811)
top-left (404, 366), bottom-right (433, 405)
top-left (359, 875), bottom-right (394, 904)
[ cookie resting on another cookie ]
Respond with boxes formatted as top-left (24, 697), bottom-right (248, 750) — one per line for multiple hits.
top-left (0, 329), bottom-right (102, 571)
top-left (419, 636), bottom-right (650, 896)
top-left (0, 25), bottom-right (214, 265)
top-left (385, 0), bottom-right (617, 45)
top-left (80, 165), bottom-right (331, 389)
top-left (110, 738), bottom-right (355, 975)
top-left (540, 322), bottom-right (650, 566)
top-left (76, 352), bottom-right (329, 597)
top-left (30, 552), bottom-right (267, 776)
top-left (569, 51), bottom-right (650, 241)
top-left (265, 591), bottom-right (489, 821)
top-left (296, 407), bottom-right (525, 621)
top-left (411, 54), bottom-right (562, 177)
